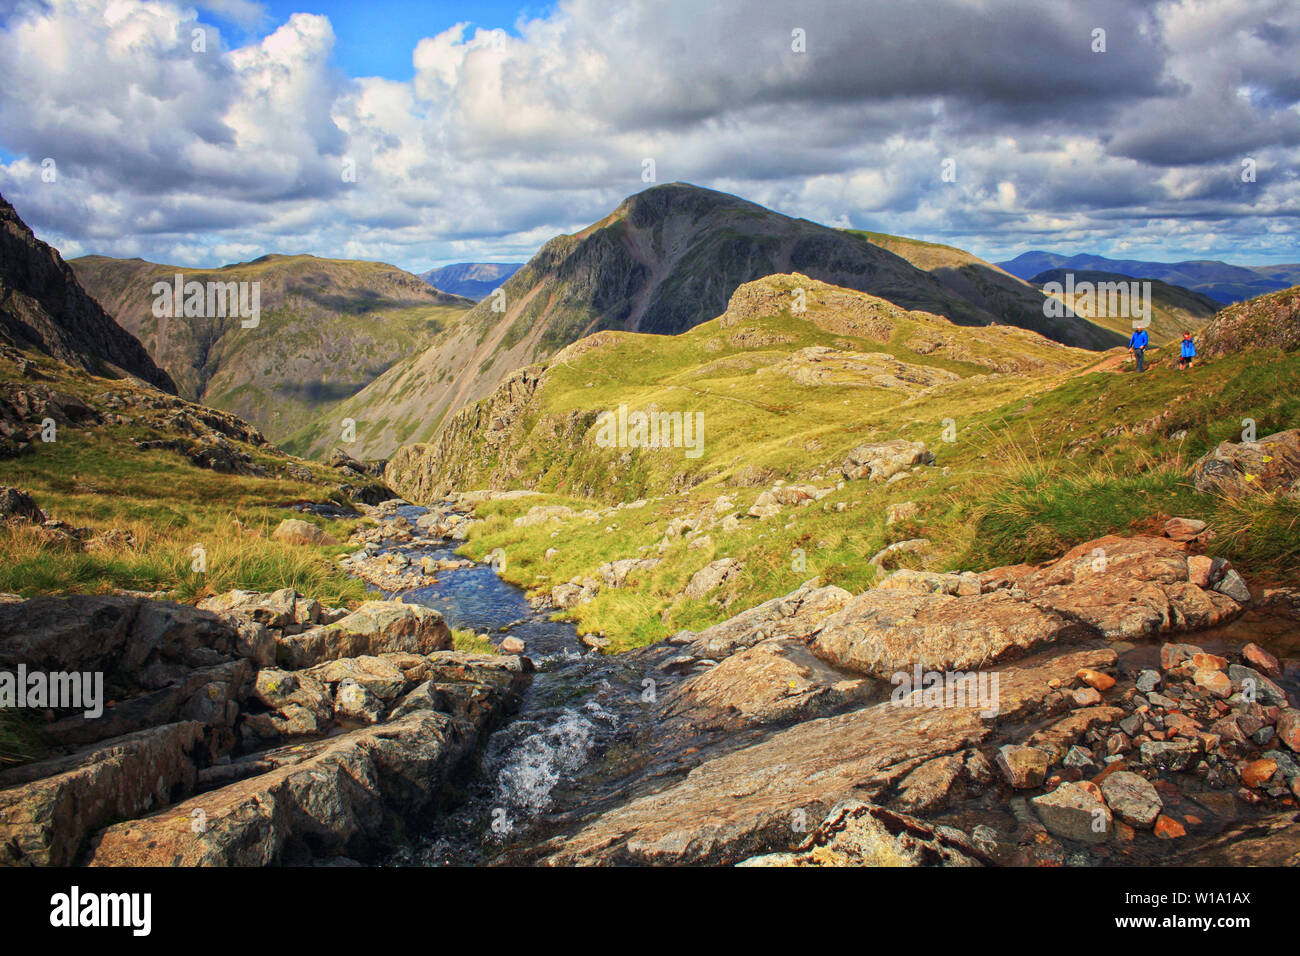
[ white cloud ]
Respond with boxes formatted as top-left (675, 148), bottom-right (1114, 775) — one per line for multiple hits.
top-left (0, 0), bottom-right (1297, 270)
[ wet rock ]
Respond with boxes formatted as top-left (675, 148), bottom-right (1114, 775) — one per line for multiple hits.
top-left (1032, 782), bottom-right (1112, 843)
top-left (738, 800), bottom-right (979, 867)
top-left (1226, 664), bottom-right (1288, 706)
top-left (1240, 758), bottom-right (1277, 789)
top-left (997, 745), bottom-right (1049, 789)
top-left (1100, 771), bottom-right (1162, 828)
top-left (891, 755), bottom-right (966, 814)
top-left (537, 647), bottom-right (1113, 865)
top-left (1140, 739), bottom-right (1199, 771)
top-left (1136, 669), bottom-right (1162, 693)
top-left (499, 636), bottom-right (526, 655)
top-left (1154, 814), bottom-right (1187, 839)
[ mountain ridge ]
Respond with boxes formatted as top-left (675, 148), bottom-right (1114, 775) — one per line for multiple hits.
top-left (298, 183), bottom-right (1121, 460)
top-left (0, 193), bottom-right (176, 393)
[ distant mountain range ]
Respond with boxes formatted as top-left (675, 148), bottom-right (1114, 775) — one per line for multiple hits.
top-left (419, 262), bottom-right (523, 301)
top-left (998, 251), bottom-right (1300, 305)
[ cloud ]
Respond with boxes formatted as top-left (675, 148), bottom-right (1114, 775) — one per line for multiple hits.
top-left (0, 0), bottom-right (1296, 271)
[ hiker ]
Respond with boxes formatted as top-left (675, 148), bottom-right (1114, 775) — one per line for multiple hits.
top-left (1178, 331), bottom-right (1196, 370)
top-left (1129, 325), bottom-right (1149, 372)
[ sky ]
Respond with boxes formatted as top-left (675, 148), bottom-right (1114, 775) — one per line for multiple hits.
top-left (0, 0), bottom-right (1297, 274)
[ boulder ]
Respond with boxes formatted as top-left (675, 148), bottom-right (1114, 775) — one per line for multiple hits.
top-left (841, 439), bottom-right (935, 482)
top-left (688, 581), bottom-right (853, 660)
top-left (811, 590), bottom-right (1090, 678)
top-left (272, 518), bottom-right (338, 546)
top-left (513, 505), bottom-right (575, 527)
top-left (662, 639), bottom-right (873, 729)
top-left (0, 486), bottom-right (45, 523)
top-left (276, 601), bottom-right (451, 670)
top-left (683, 558), bottom-right (743, 601)
top-left (1189, 429), bottom-right (1300, 496)
top-left (597, 558), bottom-right (661, 589)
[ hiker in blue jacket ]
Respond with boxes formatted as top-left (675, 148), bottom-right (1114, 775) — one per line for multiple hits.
top-left (1178, 331), bottom-right (1196, 370)
top-left (1129, 326), bottom-right (1149, 372)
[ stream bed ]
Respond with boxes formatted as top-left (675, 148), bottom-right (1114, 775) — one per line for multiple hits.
top-left (358, 505), bottom-right (1300, 867)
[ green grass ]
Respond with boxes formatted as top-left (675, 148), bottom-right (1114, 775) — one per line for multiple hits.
top-left (0, 352), bottom-right (368, 606)
top-left (432, 336), bottom-right (1300, 650)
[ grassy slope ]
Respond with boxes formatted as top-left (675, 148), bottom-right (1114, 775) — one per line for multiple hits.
top-left (422, 283), bottom-right (1299, 651)
top-left (0, 349), bottom-right (369, 605)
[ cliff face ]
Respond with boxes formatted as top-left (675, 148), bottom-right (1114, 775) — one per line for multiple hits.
top-left (332, 183), bottom-right (1121, 461)
top-left (0, 194), bottom-right (176, 393)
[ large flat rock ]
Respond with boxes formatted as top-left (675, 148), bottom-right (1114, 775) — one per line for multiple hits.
top-left (537, 646), bottom-right (1113, 865)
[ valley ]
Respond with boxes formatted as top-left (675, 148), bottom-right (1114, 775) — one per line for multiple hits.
top-left (2, 183), bottom-right (1299, 873)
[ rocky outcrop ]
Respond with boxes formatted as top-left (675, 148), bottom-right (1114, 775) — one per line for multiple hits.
top-left (739, 799), bottom-right (982, 867)
top-left (275, 601), bottom-right (452, 670)
top-left (536, 646), bottom-right (1114, 865)
top-left (841, 439), bottom-right (935, 481)
top-left (0, 192), bottom-right (176, 391)
top-left (1189, 429), bottom-right (1300, 496)
top-left (0, 721), bottom-right (204, 866)
top-left (1198, 284), bottom-right (1300, 359)
top-left (87, 709), bottom-right (478, 866)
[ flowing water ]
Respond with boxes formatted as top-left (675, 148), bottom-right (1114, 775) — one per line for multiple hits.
top-left (375, 506), bottom-right (665, 865)
top-left (363, 505), bottom-right (1300, 867)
